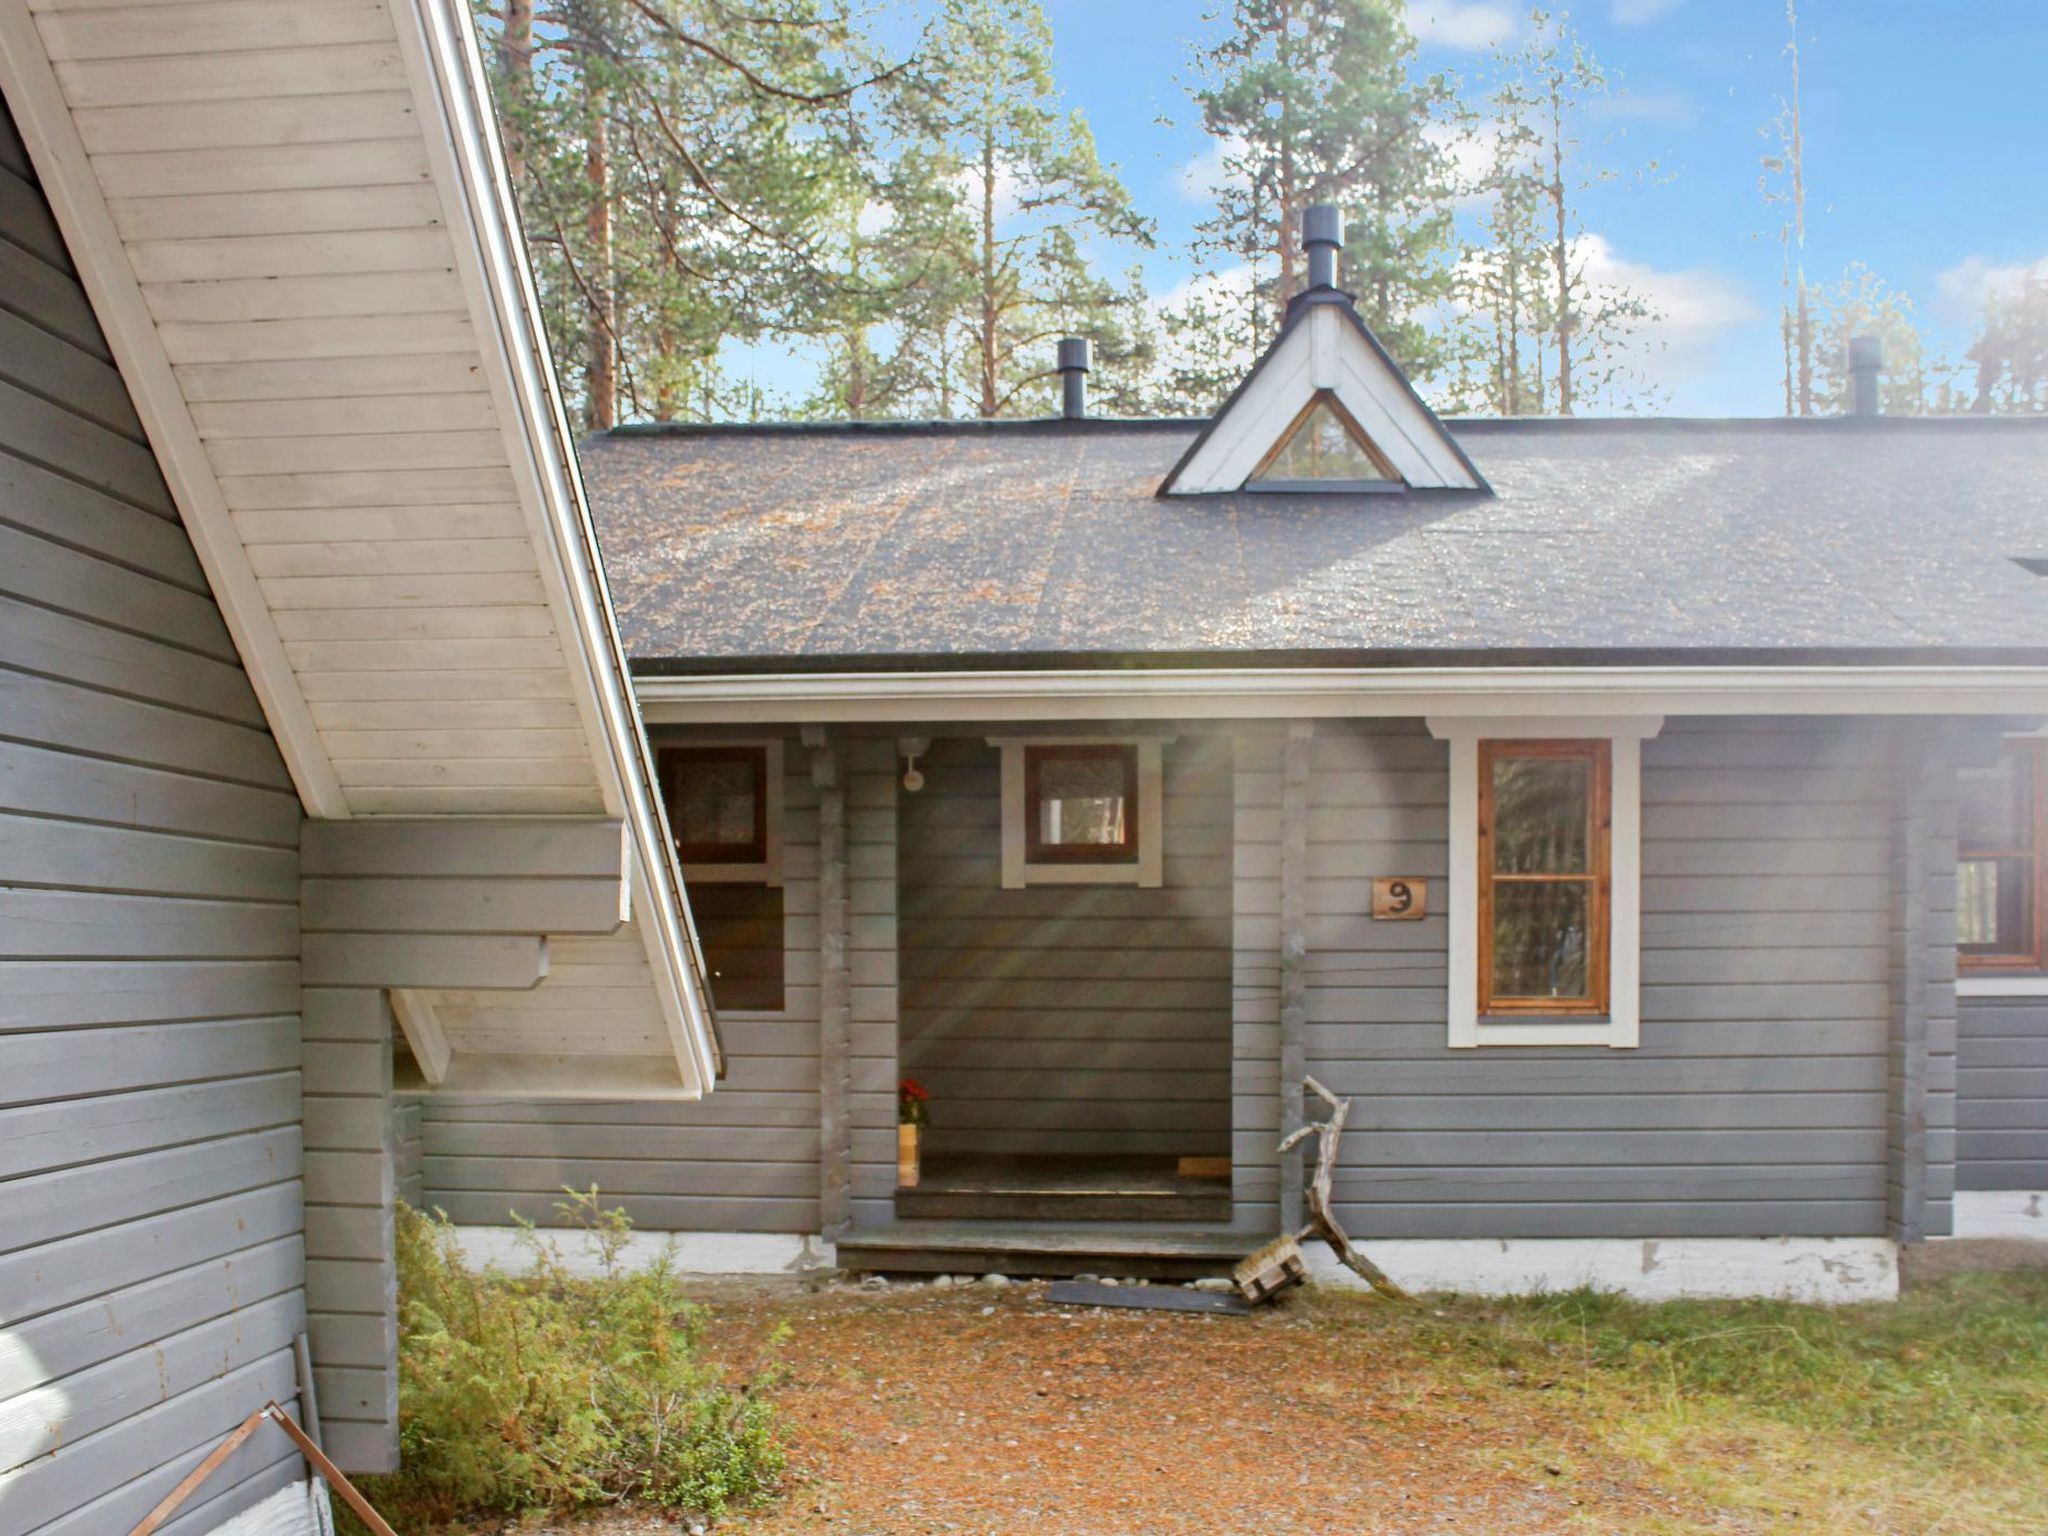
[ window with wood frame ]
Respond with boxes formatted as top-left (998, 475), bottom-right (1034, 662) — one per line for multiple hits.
top-left (1478, 740), bottom-right (1613, 1016)
top-left (1959, 740), bottom-right (2046, 969)
top-left (659, 742), bottom-right (786, 1012)
top-left (661, 745), bottom-right (769, 866)
top-left (1245, 390), bottom-right (1399, 490)
top-left (1024, 743), bottom-right (1139, 864)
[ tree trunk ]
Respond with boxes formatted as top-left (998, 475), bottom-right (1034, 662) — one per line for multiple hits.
top-left (1549, 83), bottom-right (1573, 417)
top-left (585, 99), bottom-right (616, 431)
top-left (978, 137), bottom-right (998, 418)
top-left (500, 0), bottom-right (533, 183)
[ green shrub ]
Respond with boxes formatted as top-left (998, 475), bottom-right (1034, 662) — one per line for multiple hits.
top-left (355, 1192), bottom-right (784, 1529)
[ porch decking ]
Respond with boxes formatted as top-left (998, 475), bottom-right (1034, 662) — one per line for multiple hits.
top-left (896, 1154), bottom-right (1232, 1223)
top-left (837, 1219), bottom-right (1252, 1280)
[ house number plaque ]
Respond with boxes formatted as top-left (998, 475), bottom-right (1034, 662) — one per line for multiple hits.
top-left (1372, 877), bottom-right (1426, 920)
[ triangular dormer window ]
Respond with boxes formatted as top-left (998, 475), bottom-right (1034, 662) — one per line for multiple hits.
top-left (1158, 206), bottom-right (1489, 498)
top-left (1246, 391), bottom-right (1399, 491)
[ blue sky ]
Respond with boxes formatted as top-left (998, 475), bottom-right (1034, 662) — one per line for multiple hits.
top-left (739, 1), bottom-right (2048, 416)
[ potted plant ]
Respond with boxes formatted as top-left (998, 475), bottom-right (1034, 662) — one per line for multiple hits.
top-left (897, 1078), bottom-right (930, 1188)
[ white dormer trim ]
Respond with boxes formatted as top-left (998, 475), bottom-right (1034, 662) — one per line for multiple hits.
top-left (1161, 301), bottom-right (1485, 495)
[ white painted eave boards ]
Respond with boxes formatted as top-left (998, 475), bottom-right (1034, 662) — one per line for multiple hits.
top-left (0, 0), bottom-right (717, 1095)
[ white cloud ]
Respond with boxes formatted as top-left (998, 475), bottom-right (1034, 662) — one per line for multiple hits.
top-left (1177, 134), bottom-right (1247, 203)
top-left (855, 200), bottom-right (894, 239)
top-left (1933, 252), bottom-right (2048, 323)
top-left (1449, 232), bottom-right (1755, 394)
top-left (1405, 1), bottom-right (1518, 51)
top-left (1610, 0), bottom-right (1682, 23)
top-left (1575, 232), bottom-right (1757, 378)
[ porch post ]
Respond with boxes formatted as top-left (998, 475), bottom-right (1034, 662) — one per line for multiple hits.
top-left (1278, 720), bottom-right (1313, 1233)
top-left (1890, 724), bottom-right (1965, 1244)
top-left (807, 727), bottom-right (854, 1241)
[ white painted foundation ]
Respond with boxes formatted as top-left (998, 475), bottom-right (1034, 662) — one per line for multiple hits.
top-left (451, 1225), bottom-right (834, 1278)
top-left (1949, 1190), bottom-right (2048, 1240)
top-left (1307, 1236), bottom-right (1899, 1304)
top-left (450, 1225), bottom-right (1899, 1301)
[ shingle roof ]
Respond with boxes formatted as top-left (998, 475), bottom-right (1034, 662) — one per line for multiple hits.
top-left (581, 416), bottom-right (2048, 668)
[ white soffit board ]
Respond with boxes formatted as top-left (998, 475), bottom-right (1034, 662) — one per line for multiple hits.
top-left (2, 0), bottom-right (718, 1093)
top-left (5, 0), bottom-right (609, 817)
top-left (1162, 302), bottom-right (1483, 494)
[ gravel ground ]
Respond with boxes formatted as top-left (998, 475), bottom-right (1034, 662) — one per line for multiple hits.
top-left (662, 1276), bottom-right (1714, 1536)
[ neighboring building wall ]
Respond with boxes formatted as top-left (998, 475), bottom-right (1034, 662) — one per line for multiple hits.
top-left (415, 745), bottom-right (825, 1233)
top-left (0, 101), bottom-right (308, 1535)
top-left (897, 735), bottom-right (1235, 1163)
top-left (1300, 717), bottom-right (1903, 1240)
top-left (1958, 996), bottom-right (2048, 1190)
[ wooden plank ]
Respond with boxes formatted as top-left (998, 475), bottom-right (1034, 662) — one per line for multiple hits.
top-left (0, 738), bottom-right (299, 844)
top-left (221, 464), bottom-right (516, 509)
top-left (302, 816), bottom-right (622, 879)
top-left (283, 636), bottom-right (564, 673)
top-left (175, 350), bottom-right (485, 402)
top-left (0, 594), bottom-right (261, 723)
top-left (39, 1), bottom-right (397, 62)
top-left (0, 1179), bottom-right (302, 1317)
top-left (237, 503), bottom-right (527, 545)
top-left (0, 236), bottom-right (106, 355)
top-left (192, 390), bottom-right (494, 439)
top-left (149, 269), bottom-right (467, 326)
top-left (246, 537), bottom-right (539, 578)
top-left (1045, 1280), bottom-right (1250, 1314)
top-left (301, 933), bottom-right (547, 990)
top-left (163, 310), bottom-right (474, 364)
top-left (0, 810), bottom-right (298, 900)
top-left (0, 451), bottom-right (196, 582)
top-left (0, 887), bottom-right (297, 959)
top-left (128, 228), bottom-right (454, 285)
top-left (0, 304), bottom-right (142, 435)
top-left (262, 571), bottom-right (549, 610)
top-left (1, 1126), bottom-right (300, 1255)
top-left (54, 44), bottom-right (408, 107)
top-left (73, 89), bottom-right (419, 153)
top-left (301, 876), bottom-right (623, 937)
top-left (91, 139), bottom-right (431, 198)
top-left (810, 732), bottom-right (853, 1239)
top-left (0, 372), bottom-right (167, 507)
top-left (0, 1015), bottom-right (298, 1107)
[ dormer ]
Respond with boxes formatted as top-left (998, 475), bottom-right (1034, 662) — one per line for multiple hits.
top-left (1160, 206), bottom-right (1489, 496)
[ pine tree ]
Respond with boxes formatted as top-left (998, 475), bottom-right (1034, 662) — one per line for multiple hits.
top-left (891, 0), bottom-right (1154, 417)
top-left (1186, 0), bottom-right (1458, 376)
top-left (1811, 264), bottom-right (1928, 416)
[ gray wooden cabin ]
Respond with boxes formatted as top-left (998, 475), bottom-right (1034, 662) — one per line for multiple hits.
top-left (405, 232), bottom-right (2048, 1296)
top-left (0, 7), bottom-right (719, 1534)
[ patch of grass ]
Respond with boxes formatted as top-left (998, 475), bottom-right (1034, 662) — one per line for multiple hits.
top-left (342, 1193), bottom-right (785, 1534)
top-left (1392, 1270), bottom-right (2048, 1534)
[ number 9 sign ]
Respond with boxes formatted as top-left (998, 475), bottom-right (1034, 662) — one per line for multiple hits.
top-left (1371, 877), bottom-right (1426, 920)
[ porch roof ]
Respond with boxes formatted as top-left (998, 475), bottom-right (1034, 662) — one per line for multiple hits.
top-left (583, 415), bottom-right (2048, 669)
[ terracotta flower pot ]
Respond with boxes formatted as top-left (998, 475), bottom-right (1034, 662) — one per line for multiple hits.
top-left (897, 1123), bottom-right (921, 1188)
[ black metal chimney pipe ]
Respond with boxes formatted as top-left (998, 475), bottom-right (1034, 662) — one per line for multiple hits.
top-left (1057, 336), bottom-right (1091, 419)
top-left (1848, 334), bottom-right (1884, 417)
top-left (1304, 204), bottom-right (1343, 290)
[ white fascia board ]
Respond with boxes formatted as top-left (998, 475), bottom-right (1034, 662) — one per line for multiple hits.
top-left (0, 1), bottom-right (348, 817)
top-left (393, 0), bottom-right (717, 1091)
top-left (637, 665), bottom-right (2048, 725)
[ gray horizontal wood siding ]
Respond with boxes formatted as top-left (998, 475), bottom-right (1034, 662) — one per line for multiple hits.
top-left (1958, 996), bottom-right (2048, 1189)
top-left (414, 744), bottom-right (825, 1233)
top-left (898, 736), bottom-right (1233, 1162)
top-left (0, 99), bottom-right (308, 1536)
top-left (1283, 717), bottom-right (1907, 1240)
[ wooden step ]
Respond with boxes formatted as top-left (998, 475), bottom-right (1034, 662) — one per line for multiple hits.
top-left (835, 1220), bottom-right (1255, 1281)
top-left (895, 1187), bottom-right (1230, 1223)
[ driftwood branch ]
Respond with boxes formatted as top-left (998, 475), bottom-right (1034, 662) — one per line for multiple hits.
top-left (1285, 1075), bottom-right (1410, 1301)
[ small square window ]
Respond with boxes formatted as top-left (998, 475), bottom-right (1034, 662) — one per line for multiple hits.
top-left (659, 741), bottom-right (783, 884)
top-left (1025, 744), bottom-right (1138, 864)
top-left (995, 738), bottom-right (1164, 887)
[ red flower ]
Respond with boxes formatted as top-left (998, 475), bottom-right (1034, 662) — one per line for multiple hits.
top-left (898, 1078), bottom-right (930, 1126)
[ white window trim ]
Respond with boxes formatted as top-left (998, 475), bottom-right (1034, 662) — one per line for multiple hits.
top-left (1957, 975), bottom-right (2048, 998)
top-left (1430, 716), bottom-right (1663, 1049)
top-left (672, 737), bottom-right (784, 886)
top-left (990, 736), bottom-right (1166, 889)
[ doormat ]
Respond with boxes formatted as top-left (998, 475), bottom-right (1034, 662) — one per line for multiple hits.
top-left (1045, 1280), bottom-right (1250, 1315)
